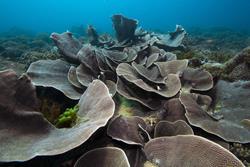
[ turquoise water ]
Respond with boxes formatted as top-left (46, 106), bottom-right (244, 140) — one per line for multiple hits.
top-left (1, 0), bottom-right (250, 33)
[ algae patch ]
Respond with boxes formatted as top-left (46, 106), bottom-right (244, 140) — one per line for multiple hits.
top-left (55, 104), bottom-right (89, 128)
top-left (144, 161), bottom-right (159, 167)
top-left (117, 95), bottom-right (141, 117)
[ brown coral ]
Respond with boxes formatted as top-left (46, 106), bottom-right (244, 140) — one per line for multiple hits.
top-left (144, 135), bottom-right (244, 167)
top-left (0, 73), bottom-right (115, 162)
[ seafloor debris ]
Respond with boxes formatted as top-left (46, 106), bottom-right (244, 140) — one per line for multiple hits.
top-left (0, 14), bottom-right (249, 166)
top-left (225, 46), bottom-right (250, 80)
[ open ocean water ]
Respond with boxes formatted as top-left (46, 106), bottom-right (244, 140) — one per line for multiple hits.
top-left (1, 0), bottom-right (250, 33)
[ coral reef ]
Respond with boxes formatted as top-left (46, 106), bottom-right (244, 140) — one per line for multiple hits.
top-left (177, 27), bottom-right (250, 81)
top-left (27, 15), bottom-right (187, 104)
top-left (0, 74), bottom-right (114, 162)
top-left (224, 47), bottom-right (250, 80)
top-left (1, 15), bottom-right (250, 166)
top-left (19, 50), bottom-right (60, 68)
top-left (180, 80), bottom-right (250, 143)
top-left (201, 47), bottom-right (250, 81)
top-left (0, 56), bottom-right (26, 74)
top-left (231, 143), bottom-right (250, 166)
top-left (108, 115), bottom-right (243, 166)
top-left (0, 31), bottom-right (59, 73)
top-left (144, 136), bottom-right (244, 167)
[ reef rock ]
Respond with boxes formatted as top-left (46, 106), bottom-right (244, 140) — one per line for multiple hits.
top-left (224, 46), bottom-right (250, 81)
top-left (0, 46), bottom-right (24, 59)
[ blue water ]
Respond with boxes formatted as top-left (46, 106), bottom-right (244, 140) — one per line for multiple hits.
top-left (1, 0), bottom-right (250, 34)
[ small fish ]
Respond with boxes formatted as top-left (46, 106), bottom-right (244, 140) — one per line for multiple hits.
top-left (206, 39), bottom-right (214, 44)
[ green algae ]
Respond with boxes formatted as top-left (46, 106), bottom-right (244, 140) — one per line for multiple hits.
top-left (117, 95), bottom-right (142, 117)
top-left (241, 119), bottom-right (250, 129)
top-left (214, 101), bottom-right (223, 112)
top-left (202, 63), bottom-right (225, 77)
top-left (144, 161), bottom-right (159, 167)
top-left (205, 101), bottom-right (224, 121)
top-left (55, 104), bottom-right (89, 128)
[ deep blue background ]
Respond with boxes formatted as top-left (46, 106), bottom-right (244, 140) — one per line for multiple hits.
top-left (0, 0), bottom-right (250, 33)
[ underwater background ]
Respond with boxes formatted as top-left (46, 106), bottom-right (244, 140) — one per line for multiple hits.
top-left (1, 0), bottom-right (250, 167)
top-left (1, 0), bottom-right (250, 33)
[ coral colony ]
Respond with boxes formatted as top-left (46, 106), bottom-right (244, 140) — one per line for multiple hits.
top-left (1, 15), bottom-right (250, 167)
